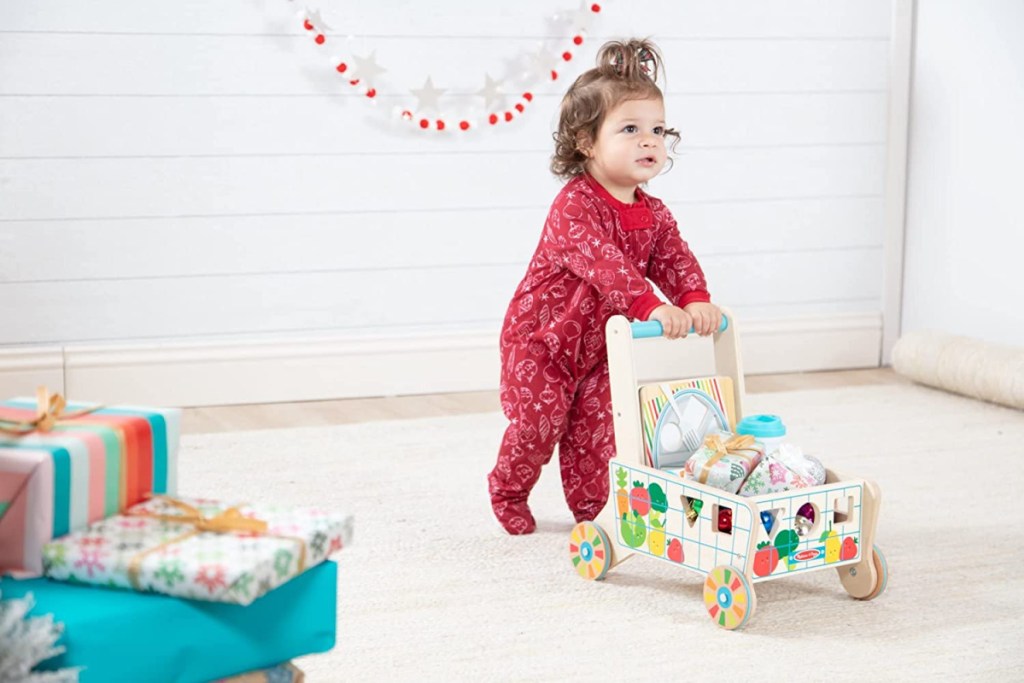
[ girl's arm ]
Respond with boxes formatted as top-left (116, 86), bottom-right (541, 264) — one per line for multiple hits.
top-left (541, 197), bottom-right (664, 321)
top-left (646, 205), bottom-right (711, 309)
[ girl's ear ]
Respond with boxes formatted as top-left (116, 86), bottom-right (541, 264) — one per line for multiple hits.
top-left (576, 131), bottom-right (593, 158)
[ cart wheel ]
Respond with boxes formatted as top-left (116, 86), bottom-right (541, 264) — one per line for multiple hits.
top-left (569, 521), bottom-right (611, 581)
top-left (839, 544), bottom-right (888, 600)
top-left (861, 545), bottom-right (888, 600)
top-left (703, 565), bottom-right (756, 630)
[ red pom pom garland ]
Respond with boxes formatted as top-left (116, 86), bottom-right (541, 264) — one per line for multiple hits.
top-left (297, 3), bottom-right (603, 133)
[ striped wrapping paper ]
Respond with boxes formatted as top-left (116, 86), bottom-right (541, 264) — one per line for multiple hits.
top-left (0, 398), bottom-right (180, 576)
top-left (637, 376), bottom-right (737, 467)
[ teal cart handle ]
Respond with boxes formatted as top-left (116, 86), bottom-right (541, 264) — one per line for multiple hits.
top-left (631, 316), bottom-right (729, 339)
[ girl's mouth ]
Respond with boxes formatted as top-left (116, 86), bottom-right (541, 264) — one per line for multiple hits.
top-left (637, 156), bottom-right (657, 167)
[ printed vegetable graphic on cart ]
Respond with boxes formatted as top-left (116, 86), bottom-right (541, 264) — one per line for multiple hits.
top-left (753, 542), bottom-right (779, 577)
top-left (630, 481), bottom-right (651, 515)
top-left (774, 529), bottom-right (800, 570)
top-left (620, 511), bottom-right (646, 548)
top-left (646, 483), bottom-right (668, 557)
top-left (615, 467), bottom-right (629, 517)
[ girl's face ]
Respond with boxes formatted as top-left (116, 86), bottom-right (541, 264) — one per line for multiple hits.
top-left (583, 97), bottom-right (667, 203)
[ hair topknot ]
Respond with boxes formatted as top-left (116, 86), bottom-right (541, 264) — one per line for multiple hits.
top-left (550, 38), bottom-right (678, 180)
top-left (595, 38), bottom-right (662, 83)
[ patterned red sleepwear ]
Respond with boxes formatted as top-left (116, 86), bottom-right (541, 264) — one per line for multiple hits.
top-left (488, 173), bottom-right (711, 534)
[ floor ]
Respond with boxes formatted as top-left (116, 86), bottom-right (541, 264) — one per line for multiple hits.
top-left (181, 367), bottom-right (909, 435)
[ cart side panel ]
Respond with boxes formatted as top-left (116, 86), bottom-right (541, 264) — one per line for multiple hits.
top-left (611, 462), bottom-right (755, 577)
top-left (749, 480), bottom-right (865, 583)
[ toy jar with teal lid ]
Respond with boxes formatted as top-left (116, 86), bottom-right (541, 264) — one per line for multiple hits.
top-left (737, 414), bottom-right (786, 453)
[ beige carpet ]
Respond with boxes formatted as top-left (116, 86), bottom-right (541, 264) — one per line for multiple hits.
top-left (178, 383), bottom-right (1024, 682)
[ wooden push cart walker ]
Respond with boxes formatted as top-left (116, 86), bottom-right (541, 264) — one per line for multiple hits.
top-left (568, 311), bottom-right (888, 630)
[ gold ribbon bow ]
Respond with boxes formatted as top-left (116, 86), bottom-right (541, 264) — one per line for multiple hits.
top-left (698, 434), bottom-right (761, 484)
top-left (125, 495), bottom-right (307, 591)
top-left (0, 386), bottom-right (102, 436)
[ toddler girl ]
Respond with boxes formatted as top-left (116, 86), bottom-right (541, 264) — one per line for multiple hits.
top-left (488, 38), bottom-right (722, 535)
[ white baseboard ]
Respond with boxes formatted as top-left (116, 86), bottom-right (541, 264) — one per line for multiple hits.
top-left (740, 313), bottom-right (883, 374)
top-left (0, 314), bottom-right (881, 407)
top-left (0, 347), bottom-right (65, 397)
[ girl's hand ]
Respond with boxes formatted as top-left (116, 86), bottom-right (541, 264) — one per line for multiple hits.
top-left (684, 302), bottom-right (723, 336)
top-left (648, 304), bottom-right (692, 339)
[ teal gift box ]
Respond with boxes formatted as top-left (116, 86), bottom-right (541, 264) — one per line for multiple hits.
top-left (0, 560), bottom-right (337, 683)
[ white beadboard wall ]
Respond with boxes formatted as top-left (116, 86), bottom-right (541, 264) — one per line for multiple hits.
top-left (0, 0), bottom-right (896, 406)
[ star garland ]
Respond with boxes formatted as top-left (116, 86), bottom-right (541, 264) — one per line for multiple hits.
top-left (294, 2), bottom-right (604, 132)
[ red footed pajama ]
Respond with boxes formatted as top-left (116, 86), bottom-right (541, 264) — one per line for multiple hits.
top-left (487, 344), bottom-right (615, 535)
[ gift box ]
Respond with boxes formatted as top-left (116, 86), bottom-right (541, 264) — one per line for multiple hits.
top-left (0, 389), bottom-right (180, 575)
top-left (682, 433), bottom-right (764, 494)
top-left (215, 662), bottom-right (305, 683)
top-left (738, 443), bottom-right (827, 497)
top-left (43, 495), bottom-right (353, 605)
top-left (0, 560), bottom-right (336, 683)
top-left (638, 376), bottom-right (737, 467)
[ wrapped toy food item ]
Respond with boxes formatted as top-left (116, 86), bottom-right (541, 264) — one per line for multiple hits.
top-left (738, 443), bottom-right (826, 497)
top-left (682, 434), bottom-right (764, 494)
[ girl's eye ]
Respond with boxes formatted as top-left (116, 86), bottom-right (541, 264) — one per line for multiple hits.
top-left (623, 125), bottom-right (638, 133)
top-left (654, 126), bottom-right (665, 135)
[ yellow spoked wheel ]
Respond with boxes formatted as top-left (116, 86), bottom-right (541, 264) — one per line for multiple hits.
top-left (569, 521), bottom-right (611, 581)
top-left (703, 565), bottom-right (756, 630)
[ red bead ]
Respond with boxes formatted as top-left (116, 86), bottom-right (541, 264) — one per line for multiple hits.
top-left (489, 113), bottom-right (499, 125)
top-left (315, 34), bottom-right (325, 45)
top-left (401, 110), bottom-right (413, 120)
top-left (459, 121), bottom-right (470, 130)
top-left (573, 35), bottom-right (583, 46)
top-left (419, 119), bottom-right (429, 129)
top-left (515, 103), bottom-right (524, 113)
top-left (349, 79), bottom-right (360, 86)
top-left (303, 19), bottom-right (313, 30)
top-left (504, 111), bottom-right (513, 122)
top-left (591, 3), bottom-right (601, 12)
top-left (551, 70), bottom-right (559, 80)
top-left (336, 62), bottom-right (347, 73)
top-left (562, 51), bottom-right (572, 61)
top-left (436, 120), bottom-right (445, 130)
top-left (366, 88), bottom-right (376, 98)
top-left (523, 92), bottom-right (533, 102)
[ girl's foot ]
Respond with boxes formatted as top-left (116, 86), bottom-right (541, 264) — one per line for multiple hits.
top-left (571, 500), bottom-right (605, 524)
top-left (490, 494), bottom-right (536, 535)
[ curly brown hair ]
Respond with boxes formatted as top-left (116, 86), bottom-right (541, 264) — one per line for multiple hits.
top-left (551, 38), bottom-right (680, 180)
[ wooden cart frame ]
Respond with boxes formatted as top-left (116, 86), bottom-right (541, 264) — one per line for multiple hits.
top-left (568, 310), bottom-right (887, 629)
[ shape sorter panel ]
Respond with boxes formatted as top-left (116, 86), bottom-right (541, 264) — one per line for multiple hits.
top-left (611, 462), bottom-right (753, 577)
top-left (749, 482), bottom-right (864, 583)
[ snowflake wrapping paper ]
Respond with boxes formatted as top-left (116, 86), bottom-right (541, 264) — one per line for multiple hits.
top-left (681, 433), bottom-right (765, 494)
top-left (42, 495), bottom-right (353, 605)
top-left (738, 445), bottom-right (827, 497)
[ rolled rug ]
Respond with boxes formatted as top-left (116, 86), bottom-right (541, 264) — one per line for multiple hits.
top-left (892, 331), bottom-right (1024, 410)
